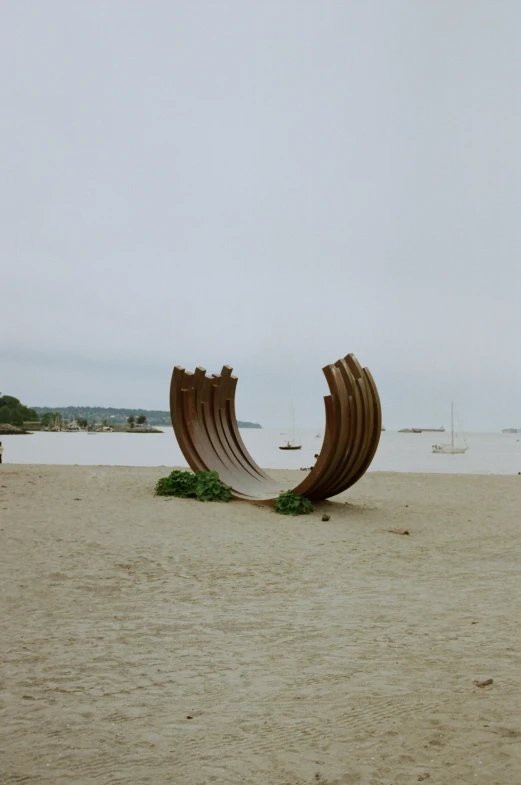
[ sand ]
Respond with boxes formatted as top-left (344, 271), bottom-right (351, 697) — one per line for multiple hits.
top-left (1, 464), bottom-right (520, 785)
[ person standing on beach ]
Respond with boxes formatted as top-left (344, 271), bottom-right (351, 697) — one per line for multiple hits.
top-left (0, 441), bottom-right (3, 464)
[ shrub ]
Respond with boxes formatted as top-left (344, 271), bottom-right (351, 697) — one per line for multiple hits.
top-left (0, 397), bottom-right (39, 425)
top-left (155, 470), bottom-right (197, 498)
top-left (195, 470), bottom-right (232, 502)
top-left (155, 470), bottom-right (231, 502)
top-left (274, 490), bottom-right (314, 516)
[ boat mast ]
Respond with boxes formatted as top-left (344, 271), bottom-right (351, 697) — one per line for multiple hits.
top-left (451, 402), bottom-right (454, 448)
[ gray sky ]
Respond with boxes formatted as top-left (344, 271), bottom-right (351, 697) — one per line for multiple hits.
top-left (2, 0), bottom-right (520, 430)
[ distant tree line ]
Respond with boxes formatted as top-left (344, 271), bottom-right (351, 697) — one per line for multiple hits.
top-left (127, 414), bottom-right (147, 428)
top-left (40, 412), bottom-right (61, 428)
top-left (32, 406), bottom-right (171, 425)
top-left (30, 406), bottom-right (261, 428)
top-left (39, 412), bottom-right (92, 428)
top-left (0, 395), bottom-right (39, 426)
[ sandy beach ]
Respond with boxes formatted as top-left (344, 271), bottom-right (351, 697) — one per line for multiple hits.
top-left (1, 465), bottom-right (520, 784)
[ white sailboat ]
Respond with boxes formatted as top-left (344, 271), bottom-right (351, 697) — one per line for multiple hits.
top-left (279, 399), bottom-right (302, 450)
top-left (432, 403), bottom-right (468, 454)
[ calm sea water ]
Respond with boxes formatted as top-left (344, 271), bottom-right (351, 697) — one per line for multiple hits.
top-left (2, 427), bottom-right (520, 475)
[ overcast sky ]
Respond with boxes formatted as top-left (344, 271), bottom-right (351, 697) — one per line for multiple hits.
top-left (2, 0), bottom-right (520, 430)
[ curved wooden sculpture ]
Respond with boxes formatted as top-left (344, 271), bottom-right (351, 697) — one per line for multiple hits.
top-left (170, 353), bottom-right (381, 502)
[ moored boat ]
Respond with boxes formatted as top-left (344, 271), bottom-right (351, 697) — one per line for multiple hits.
top-left (432, 404), bottom-right (468, 454)
top-left (279, 441), bottom-right (302, 451)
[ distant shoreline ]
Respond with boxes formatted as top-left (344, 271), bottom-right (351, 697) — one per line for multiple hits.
top-left (0, 424), bottom-right (32, 435)
top-left (31, 407), bottom-right (262, 429)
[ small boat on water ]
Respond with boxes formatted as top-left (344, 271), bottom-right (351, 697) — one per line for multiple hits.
top-left (279, 397), bottom-right (301, 450)
top-left (279, 441), bottom-right (302, 451)
top-left (432, 403), bottom-right (468, 454)
top-left (399, 426), bottom-right (444, 433)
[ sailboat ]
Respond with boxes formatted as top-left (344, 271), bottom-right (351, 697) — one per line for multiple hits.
top-left (279, 441), bottom-right (302, 451)
top-left (432, 403), bottom-right (468, 454)
top-left (279, 400), bottom-right (302, 450)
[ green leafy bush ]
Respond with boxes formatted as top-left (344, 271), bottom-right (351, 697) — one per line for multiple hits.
top-left (274, 490), bottom-right (314, 516)
top-left (155, 470), bottom-right (197, 497)
top-left (195, 470), bottom-right (232, 502)
top-left (0, 396), bottom-right (39, 425)
top-left (155, 470), bottom-right (231, 502)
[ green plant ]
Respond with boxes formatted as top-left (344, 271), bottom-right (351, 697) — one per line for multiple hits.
top-left (154, 470), bottom-right (231, 502)
top-left (0, 395), bottom-right (39, 425)
top-left (274, 490), bottom-right (313, 516)
top-left (155, 470), bottom-right (198, 498)
top-left (194, 470), bottom-right (232, 502)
